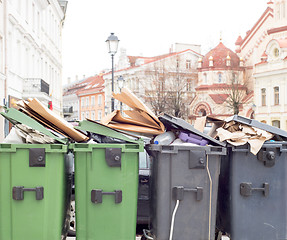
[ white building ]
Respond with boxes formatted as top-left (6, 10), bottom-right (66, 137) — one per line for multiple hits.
top-left (0, 0), bottom-right (67, 140)
top-left (235, 0), bottom-right (287, 129)
top-left (104, 44), bottom-right (202, 118)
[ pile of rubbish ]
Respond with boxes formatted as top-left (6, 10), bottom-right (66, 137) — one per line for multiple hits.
top-left (1, 88), bottom-right (287, 155)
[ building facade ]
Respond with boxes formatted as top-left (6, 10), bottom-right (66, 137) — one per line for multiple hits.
top-left (77, 75), bottom-right (105, 121)
top-left (190, 41), bottom-right (253, 121)
top-left (0, 0), bottom-right (67, 140)
top-left (236, 0), bottom-right (287, 129)
top-left (104, 44), bottom-right (202, 119)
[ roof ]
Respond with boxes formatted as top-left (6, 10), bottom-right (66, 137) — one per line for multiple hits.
top-left (77, 75), bottom-right (104, 96)
top-left (63, 77), bottom-right (94, 96)
top-left (209, 94), bottom-right (229, 104)
top-left (240, 7), bottom-right (273, 49)
top-left (200, 42), bottom-right (240, 70)
top-left (105, 49), bottom-right (203, 75)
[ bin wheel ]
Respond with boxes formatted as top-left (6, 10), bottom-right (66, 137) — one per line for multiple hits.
top-left (67, 195), bottom-right (76, 236)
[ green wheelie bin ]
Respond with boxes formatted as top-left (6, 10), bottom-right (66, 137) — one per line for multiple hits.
top-left (0, 144), bottom-right (71, 240)
top-left (70, 120), bottom-right (144, 240)
top-left (0, 108), bottom-right (72, 240)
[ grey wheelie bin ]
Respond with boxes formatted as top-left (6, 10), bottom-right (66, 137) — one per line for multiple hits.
top-left (146, 114), bottom-right (226, 240)
top-left (216, 115), bottom-right (287, 240)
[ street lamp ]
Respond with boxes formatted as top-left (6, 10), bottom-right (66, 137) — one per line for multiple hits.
top-left (106, 33), bottom-right (119, 112)
top-left (117, 75), bottom-right (125, 113)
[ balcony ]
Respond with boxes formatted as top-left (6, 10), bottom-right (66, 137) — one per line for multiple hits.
top-left (63, 106), bottom-right (73, 116)
top-left (23, 78), bottom-right (50, 103)
top-left (23, 78), bottom-right (50, 95)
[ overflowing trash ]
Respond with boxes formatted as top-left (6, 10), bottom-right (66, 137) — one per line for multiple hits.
top-left (101, 88), bottom-right (165, 135)
top-left (3, 123), bottom-right (55, 144)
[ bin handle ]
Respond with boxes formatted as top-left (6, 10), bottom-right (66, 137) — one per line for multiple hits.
top-left (12, 186), bottom-right (44, 200)
top-left (240, 182), bottom-right (269, 197)
top-left (91, 189), bottom-right (122, 204)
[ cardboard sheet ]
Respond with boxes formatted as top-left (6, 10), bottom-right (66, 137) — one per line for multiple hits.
top-left (216, 121), bottom-right (273, 155)
top-left (101, 88), bottom-right (165, 135)
top-left (22, 98), bottom-right (88, 142)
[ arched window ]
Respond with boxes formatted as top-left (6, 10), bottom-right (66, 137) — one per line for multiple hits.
top-left (198, 109), bottom-right (207, 116)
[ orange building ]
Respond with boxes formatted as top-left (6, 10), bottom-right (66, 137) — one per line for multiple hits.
top-left (77, 75), bottom-right (105, 121)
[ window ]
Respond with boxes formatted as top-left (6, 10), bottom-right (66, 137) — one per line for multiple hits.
top-left (98, 95), bottom-right (102, 106)
top-left (198, 109), bottom-right (207, 116)
top-left (98, 110), bottom-right (102, 120)
top-left (274, 48), bottom-right (279, 57)
top-left (91, 96), bottom-right (95, 106)
top-left (91, 111), bottom-right (95, 120)
top-left (274, 86), bottom-right (279, 105)
top-left (204, 74), bottom-right (207, 83)
top-left (186, 60), bottom-right (191, 69)
top-left (272, 120), bottom-right (280, 128)
top-left (261, 88), bottom-right (266, 106)
top-left (81, 112), bottom-right (85, 120)
top-left (86, 112), bottom-right (89, 118)
top-left (218, 73), bottom-right (222, 83)
top-left (86, 97), bottom-right (89, 106)
top-left (232, 73), bottom-right (237, 83)
top-left (81, 98), bottom-right (85, 108)
top-left (186, 79), bottom-right (192, 91)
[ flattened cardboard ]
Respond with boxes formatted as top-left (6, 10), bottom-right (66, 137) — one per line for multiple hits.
top-left (102, 88), bottom-right (165, 135)
top-left (26, 98), bottom-right (88, 142)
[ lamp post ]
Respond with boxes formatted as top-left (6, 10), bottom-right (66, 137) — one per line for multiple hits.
top-left (106, 33), bottom-right (119, 112)
top-left (117, 75), bottom-right (125, 113)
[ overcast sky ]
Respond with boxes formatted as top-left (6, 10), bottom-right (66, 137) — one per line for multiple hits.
top-left (62, 0), bottom-right (268, 85)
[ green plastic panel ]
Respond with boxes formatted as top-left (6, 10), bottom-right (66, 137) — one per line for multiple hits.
top-left (72, 143), bottom-right (141, 240)
top-left (0, 144), bottom-right (68, 240)
top-left (76, 120), bottom-right (144, 145)
top-left (0, 108), bottom-right (68, 144)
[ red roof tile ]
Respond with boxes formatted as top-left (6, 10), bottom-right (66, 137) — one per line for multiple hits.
top-left (201, 42), bottom-right (240, 70)
top-left (209, 94), bottom-right (229, 104)
top-left (76, 75), bottom-right (105, 96)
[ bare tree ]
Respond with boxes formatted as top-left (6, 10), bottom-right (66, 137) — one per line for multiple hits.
top-left (219, 69), bottom-right (253, 115)
top-left (143, 55), bottom-right (197, 119)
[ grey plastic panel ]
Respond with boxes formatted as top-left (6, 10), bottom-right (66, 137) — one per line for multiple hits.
top-left (217, 142), bottom-right (287, 240)
top-left (149, 144), bottom-right (223, 240)
top-left (159, 113), bottom-right (226, 147)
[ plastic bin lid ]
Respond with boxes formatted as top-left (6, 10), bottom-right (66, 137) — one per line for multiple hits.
top-left (159, 113), bottom-right (226, 147)
top-left (225, 115), bottom-right (287, 141)
top-left (0, 107), bottom-right (68, 144)
top-left (75, 120), bottom-right (144, 145)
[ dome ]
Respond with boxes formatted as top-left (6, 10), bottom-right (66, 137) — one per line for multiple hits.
top-left (201, 42), bottom-right (240, 70)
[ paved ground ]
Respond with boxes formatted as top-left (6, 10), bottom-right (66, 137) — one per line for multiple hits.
top-left (67, 237), bottom-right (141, 240)
top-left (67, 236), bottom-right (229, 240)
